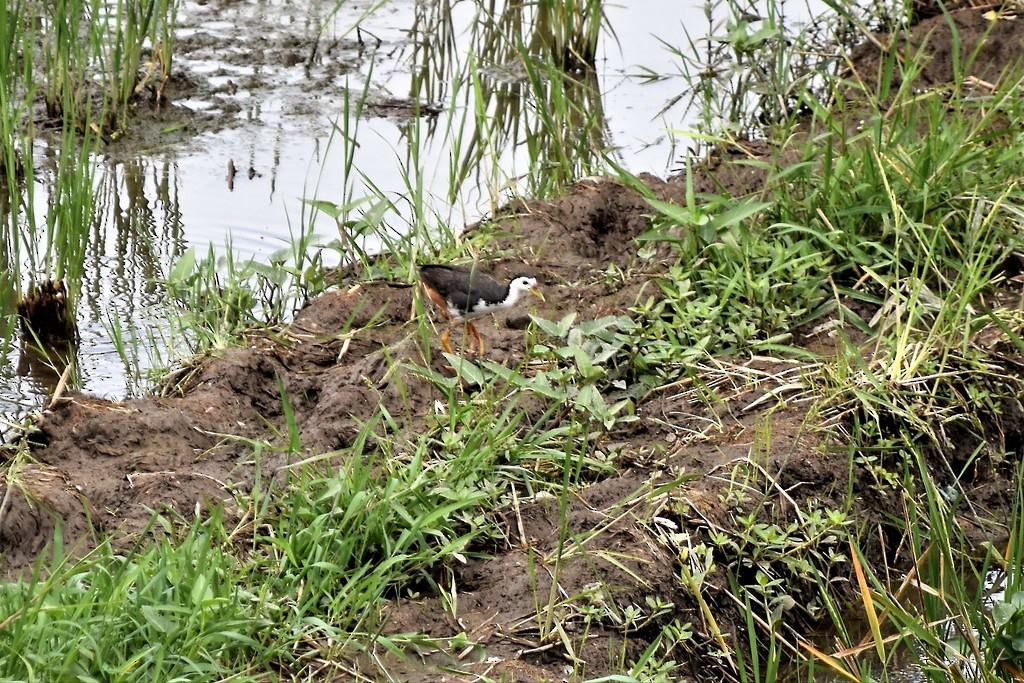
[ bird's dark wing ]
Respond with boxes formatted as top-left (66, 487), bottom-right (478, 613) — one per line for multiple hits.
top-left (417, 265), bottom-right (457, 291)
top-left (419, 265), bottom-right (507, 315)
top-left (461, 274), bottom-right (508, 312)
top-left (443, 288), bottom-right (474, 315)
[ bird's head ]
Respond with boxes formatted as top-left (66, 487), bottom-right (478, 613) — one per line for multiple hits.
top-left (509, 275), bottom-right (544, 301)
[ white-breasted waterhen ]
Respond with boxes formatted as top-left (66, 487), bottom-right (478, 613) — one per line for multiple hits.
top-left (419, 264), bottom-right (543, 355)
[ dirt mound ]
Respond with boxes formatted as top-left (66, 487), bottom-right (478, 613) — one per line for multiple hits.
top-left (850, 8), bottom-right (1024, 94)
top-left (488, 175), bottom-right (687, 272)
top-left (380, 470), bottom-right (685, 680)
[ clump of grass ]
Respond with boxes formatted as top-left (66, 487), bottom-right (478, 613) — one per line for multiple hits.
top-left (310, 0), bottom-right (616, 258)
top-left (633, 189), bottom-right (831, 383)
top-left (530, 0), bottom-right (604, 73)
top-left (163, 234), bottom-right (330, 359)
top-left (34, 0), bottom-right (178, 134)
top-left (519, 50), bottom-right (608, 196)
top-left (675, 0), bottom-right (849, 139)
top-left (2, 0), bottom-right (172, 373)
top-left (164, 245), bottom-right (262, 354)
top-left (0, 513), bottom-right (270, 681)
top-left (257, 442), bottom-right (489, 640)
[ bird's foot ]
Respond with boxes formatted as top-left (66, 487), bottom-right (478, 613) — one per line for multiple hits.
top-left (440, 329), bottom-right (455, 355)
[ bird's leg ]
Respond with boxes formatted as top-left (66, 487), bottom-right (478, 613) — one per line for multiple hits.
top-left (468, 321), bottom-right (485, 355)
top-left (440, 328), bottom-right (455, 355)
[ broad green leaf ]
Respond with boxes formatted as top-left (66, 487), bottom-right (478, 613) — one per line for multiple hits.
top-left (707, 199), bottom-right (772, 233)
top-left (191, 574), bottom-right (213, 606)
top-left (168, 246), bottom-right (196, 283)
top-left (303, 198), bottom-right (342, 218)
top-left (644, 196), bottom-right (703, 227)
top-left (532, 312), bottom-right (577, 337)
top-left (993, 601), bottom-right (1015, 628)
top-left (443, 354), bottom-right (484, 385)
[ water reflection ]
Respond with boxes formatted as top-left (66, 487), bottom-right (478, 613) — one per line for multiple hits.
top-left (0, 154), bottom-right (186, 412)
top-left (15, 342), bottom-right (75, 404)
top-left (402, 0), bottom-right (612, 200)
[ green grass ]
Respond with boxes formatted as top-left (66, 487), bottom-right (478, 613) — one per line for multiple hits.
top-left (0, 513), bottom-right (268, 681)
top-left (32, 0), bottom-right (178, 134)
top-left (2, 0), bottom-right (178, 360)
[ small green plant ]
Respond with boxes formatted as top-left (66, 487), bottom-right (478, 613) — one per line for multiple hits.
top-left (164, 245), bottom-right (261, 352)
top-left (988, 591), bottom-right (1024, 671)
top-left (449, 313), bottom-right (638, 435)
top-left (634, 194), bottom-right (830, 382)
top-left (308, 194), bottom-right (410, 279)
top-left (163, 237), bottom-right (327, 360)
top-left (528, 313), bottom-right (639, 429)
top-left (719, 502), bottom-right (849, 613)
top-left (622, 618), bottom-right (693, 682)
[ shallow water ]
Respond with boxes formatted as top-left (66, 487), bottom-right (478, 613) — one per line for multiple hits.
top-left (0, 0), bottom-right (831, 413)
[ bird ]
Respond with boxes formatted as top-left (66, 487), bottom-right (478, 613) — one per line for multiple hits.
top-left (418, 263), bottom-right (543, 355)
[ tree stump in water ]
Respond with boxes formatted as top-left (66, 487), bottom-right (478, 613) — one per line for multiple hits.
top-left (17, 280), bottom-right (78, 346)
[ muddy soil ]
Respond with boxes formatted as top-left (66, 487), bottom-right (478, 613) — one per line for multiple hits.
top-left (4, 3), bottom-right (1024, 681)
